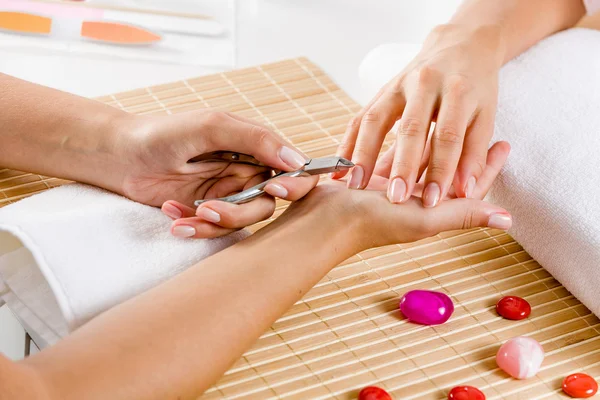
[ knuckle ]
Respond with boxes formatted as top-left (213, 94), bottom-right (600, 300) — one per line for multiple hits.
top-left (433, 125), bottom-right (463, 146)
top-left (362, 110), bottom-right (383, 124)
top-left (398, 117), bottom-right (426, 138)
top-left (462, 209), bottom-right (476, 230)
top-left (388, 77), bottom-right (405, 93)
top-left (445, 75), bottom-right (472, 98)
top-left (205, 110), bottom-right (227, 126)
top-left (427, 159), bottom-right (451, 176)
top-left (391, 158), bottom-right (413, 174)
top-left (250, 125), bottom-right (274, 147)
top-left (352, 146), bottom-right (376, 161)
top-left (415, 65), bottom-right (437, 88)
top-left (470, 156), bottom-right (487, 177)
top-left (347, 116), bottom-right (362, 130)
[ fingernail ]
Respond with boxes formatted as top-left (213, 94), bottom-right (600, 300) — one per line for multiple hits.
top-left (348, 165), bottom-right (364, 189)
top-left (423, 183), bottom-right (441, 208)
top-left (266, 183), bottom-right (288, 198)
top-left (465, 176), bottom-right (476, 198)
top-left (172, 225), bottom-right (196, 238)
top-left (388, 177), bottom-right (407, 203)
top-left (488, 213), bottom-right (512, 230)
top-left (162, 203), bottom-right (182, 219)
top-left (197, 207), bottom-right (221, 223)
top-left (279, 146), bottom-right (306, 169)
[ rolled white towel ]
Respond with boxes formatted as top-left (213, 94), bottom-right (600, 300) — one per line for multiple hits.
top-left (0, 184), bottom-right (248, 348)
top-left (358, 28), bottom-right (600, 316)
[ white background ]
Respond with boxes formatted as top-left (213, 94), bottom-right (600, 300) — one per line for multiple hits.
top-left (0, 0), bottom-right (460, 360)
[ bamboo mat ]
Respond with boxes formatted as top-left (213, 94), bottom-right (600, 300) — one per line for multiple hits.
top-left (2, 58), bottom-right (600, 399)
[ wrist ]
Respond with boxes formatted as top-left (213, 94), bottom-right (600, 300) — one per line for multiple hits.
top-left (428, 22), bottom-right (507, 68)
top-left (271, 184), bottom-right (368, 258)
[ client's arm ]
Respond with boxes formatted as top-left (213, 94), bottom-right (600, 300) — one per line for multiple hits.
top-left (0, 143), bottom-right (511, 400)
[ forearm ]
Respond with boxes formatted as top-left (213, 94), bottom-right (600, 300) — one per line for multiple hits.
top-left (21, 200), bottom-right (361, 400)
top-left (0, 73), bottom-right (132, 193)
top-left (449, 0), bottom-right (585, 63)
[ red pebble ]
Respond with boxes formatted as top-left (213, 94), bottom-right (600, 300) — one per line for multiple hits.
top-left (562, 373), bottom-right (598, 398)
top-left (448, 386), bottom-right (486, 400)
top-left (496, 296), bottom-right (531, 320)
top-left (358, 386), bottom-right (392, 400)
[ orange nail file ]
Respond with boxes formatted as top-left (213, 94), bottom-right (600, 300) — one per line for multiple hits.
top-left (0, 10), bottom-right (162, 45)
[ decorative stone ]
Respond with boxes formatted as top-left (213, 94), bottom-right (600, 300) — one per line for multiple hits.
top-left (448, 386), bottom-right (486, 400)
top-left (496, 296), bottom-right (531, 320)
top-left (358, 386), bottom-right (392, 400)
top-left (562, 373), bottom-right (598, 398)
top-left (496, 337), bottom-right (544, 379)
top-left (399, 290), bottom-right (454, 325)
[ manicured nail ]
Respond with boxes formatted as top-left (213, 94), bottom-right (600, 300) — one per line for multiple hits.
top-left (279, 146), bottom-right (306, 169)
top-left (348, 165), bottom-right (364, 189)
top-left (465, 176), bottom-right (476, 198)
top-left (162, 203), bottom-right (182, 219)
top-left (488, 213), bottom-right (512, 230)
top-left (423, 183), bottom-right (440, 208)
top-left (388, 177), bottom-right (407, 203)
top-left (266, 183), bottom-right (288, 198)
top-left (197, 207), bottom-right (221, 223)
top-left (172, 225), bottom-right (196, 238)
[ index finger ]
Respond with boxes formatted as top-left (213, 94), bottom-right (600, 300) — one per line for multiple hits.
top-left (188, 112), bottom-right (308, 173)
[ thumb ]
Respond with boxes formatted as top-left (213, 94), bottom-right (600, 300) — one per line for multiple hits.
top-left (199, 112), bottom-right (308, 172)
top-left (425, 198), bottom-right (512, 234)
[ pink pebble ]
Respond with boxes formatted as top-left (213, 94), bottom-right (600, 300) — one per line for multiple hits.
top-left (399, 290), bottom-right (454, 325)
top-left (496, 337), bottom-right (544, 379)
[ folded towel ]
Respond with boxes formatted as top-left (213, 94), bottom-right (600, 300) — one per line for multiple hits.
top-left (0, 184), bottom-right (248, 348)
top-left (358, 28), bottom-right (600, 316)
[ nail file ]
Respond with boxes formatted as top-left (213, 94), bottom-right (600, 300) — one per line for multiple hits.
top-left (0, 10), bottom-right (162, 44)
top-left (0, 0), bottom-right (225, 37)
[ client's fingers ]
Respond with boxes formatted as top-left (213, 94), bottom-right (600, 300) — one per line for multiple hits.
top-left (161, 201), bottom-right (196, 220)
top-left (264, 175), bottom-right (319, 201)
top-left (195, 196), bottom-right (276, 229)
top-left (171, 218), bottom-right (238, 239)
top-left (169, 195), bottom-right (275, 239)
top-left (419, 197), bottom-right (512, 237)
top-left (471, 141), bottom-right (511, 199)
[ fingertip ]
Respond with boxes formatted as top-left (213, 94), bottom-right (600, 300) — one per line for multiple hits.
top-left (171, 223), bottom-right (196, 238)
top-left (487, 212), bottom-right (512, 230)
top-left (196, 206), bottom-right (221, 223)
top-left (264, 182), bottom-right (289, 199)
top-left (330, 170), bottom-right (349, 180)
top-left (162, 202), bottom-right (183, 220)
top-left (347, 165), bottom-right (366, 190)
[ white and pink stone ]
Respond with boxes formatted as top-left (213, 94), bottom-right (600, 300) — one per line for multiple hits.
top-left (496, 337), bottom-right (544, 379)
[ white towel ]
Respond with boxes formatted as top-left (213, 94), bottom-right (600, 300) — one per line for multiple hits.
top-left (358, 28), bottom-right (600, 316)
top-left (0, 184), bottom-right (248, 348)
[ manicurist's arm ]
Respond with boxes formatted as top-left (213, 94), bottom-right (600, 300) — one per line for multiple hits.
top-left (452, 0), bottom-right (586, 63)
top-left (0, 73), bottom-right (316, 237)
top-left (1, 143), bottom-right (512, 400)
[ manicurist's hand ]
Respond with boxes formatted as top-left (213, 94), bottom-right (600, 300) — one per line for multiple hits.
top-left (335, 23), bottom-right (505, 208)
top-left (118, 111), bottom-right (318, 238)
top-left (0, 73), bottom-right (317, 239)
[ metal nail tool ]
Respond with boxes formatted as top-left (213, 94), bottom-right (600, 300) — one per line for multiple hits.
top-left (191, 152), bottom-right (354, 206)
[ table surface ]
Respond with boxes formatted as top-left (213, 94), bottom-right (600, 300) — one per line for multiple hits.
top-left (0, 0), bottom-right (460, 360)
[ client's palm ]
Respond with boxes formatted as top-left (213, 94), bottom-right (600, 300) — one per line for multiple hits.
top-left (285, 141), bottom-right (512, 248)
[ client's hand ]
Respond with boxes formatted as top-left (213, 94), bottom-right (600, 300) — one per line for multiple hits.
top-left (117, 110), bottom-right (317, 236)
top-left (285, 141), bottom-right (511, 249)
top-left (169, 141), bottom-right (511, 241)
